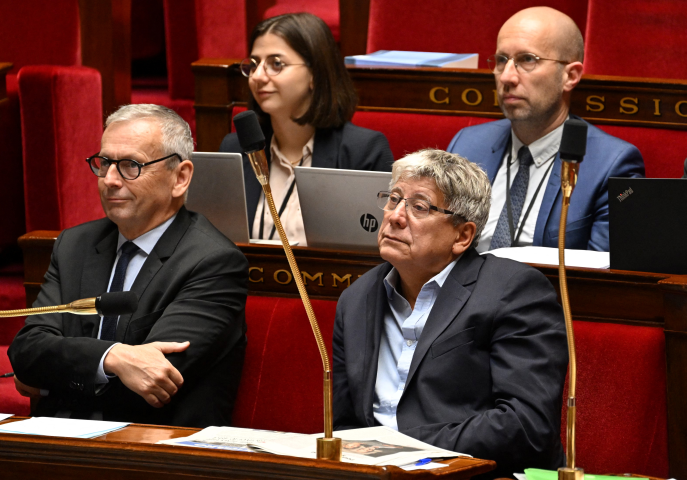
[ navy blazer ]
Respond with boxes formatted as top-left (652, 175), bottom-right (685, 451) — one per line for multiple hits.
top-left (220, 121), bottom-right (394, 232)
top-left (333, 248), bottom-right (568, 478)
top-left (447, 117), bottom-right (645, 251)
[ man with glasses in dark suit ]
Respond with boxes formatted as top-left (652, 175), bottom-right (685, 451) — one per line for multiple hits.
top-left (10, 104), bottom-right (248, 428)
top-left (333, 149), bottom-right (568, 478)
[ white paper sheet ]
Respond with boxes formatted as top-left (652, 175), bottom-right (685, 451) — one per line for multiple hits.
top-left (0, 414), bottom-right (14, 422)
top-left (485, 246), bottom-right (610, 269)
top-left (0, 417), bottom-right (129, 438)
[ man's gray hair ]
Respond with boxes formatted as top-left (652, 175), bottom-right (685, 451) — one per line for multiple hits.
top-left (105, 104), bottom-right (193, 167)
top-left (391, 149), bottom-right (491, 248)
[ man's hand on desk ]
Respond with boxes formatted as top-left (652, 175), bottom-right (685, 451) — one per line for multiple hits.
top-left (104, 341), bottom-right (190, 408)
top-left (14, 375), bottom-right (41, 398)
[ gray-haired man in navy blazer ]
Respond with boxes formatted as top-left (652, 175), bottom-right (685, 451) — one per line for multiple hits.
top-left (333, 149), bottom-right (568, 478)
top-left (10, 104), bottom-right (248, 427)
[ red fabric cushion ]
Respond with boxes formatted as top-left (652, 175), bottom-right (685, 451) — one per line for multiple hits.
top-left (0, 0), bottom-right (81, 74)
top-left (0, 346), bottom-right (30, 416)
top-left (164, 0), bottom-right (199, 100)
top-left (367, 0), bottom-right (587, 69)
top-left (596, 124), bottom-right (687, 178)
top-left (584, 0), bottom-right (687, 79)
top-left (18, 66), bottom-right (104, 232)
top-left (0, 275), bottom-right (26, 346)
top-left (232, 296), bottom-right (337, 433)
top-left (264, 0), bottom-right (340, 41)
top-left (195, 0), bottom-right (248, 60)
top-left (0, 75), bottom-right (26, 250)
top-left (562, 321), bottom-right (668, 477)
top-left (352, 111), bottom-right (494, 160)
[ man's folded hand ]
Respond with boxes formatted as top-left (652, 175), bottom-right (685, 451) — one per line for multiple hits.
top-left (14, 375), bottom-right (42, 399)
top-left (103, 341), bottom-right (190, 408)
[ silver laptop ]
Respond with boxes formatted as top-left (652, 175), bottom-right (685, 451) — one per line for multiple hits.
top-left (187, 152), bottom-right (250, 244)
top-left (295, 167), bottom-right (392, 251)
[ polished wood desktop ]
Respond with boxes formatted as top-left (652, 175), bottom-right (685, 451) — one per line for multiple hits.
top-left (17, 231), bottom-right (687, 478)
top-left (0, 416), bottom-right (495, 479)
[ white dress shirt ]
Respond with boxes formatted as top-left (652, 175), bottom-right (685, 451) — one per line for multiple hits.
top-left (373, 258), bottom-right (459, 430)
top-left (252, 135), bottom-right (314, 246)
top-left (477, 121), bottom-right (566, 253)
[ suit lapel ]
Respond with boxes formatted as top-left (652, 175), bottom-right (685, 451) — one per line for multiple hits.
top-left (486, 127), bottom-right (511, 184)
top-left (361, 264), bottom-right (391, 426)
top-left (404, 250), bottom-right (484, 390)
top-left (80, 226), bottom-right (118, 338)
top-left (115, 207), bottom-right (193, 341)
top-left (311, 128), bottom-right (340, 169)
top-left (533, 153), bottom-right (562, 245)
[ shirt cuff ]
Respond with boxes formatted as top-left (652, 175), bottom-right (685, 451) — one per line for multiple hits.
top-left (96, 343), bottom-right (120, 385)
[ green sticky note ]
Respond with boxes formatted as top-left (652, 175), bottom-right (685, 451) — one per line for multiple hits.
top-left (524, 469), bottom-right (648, 480)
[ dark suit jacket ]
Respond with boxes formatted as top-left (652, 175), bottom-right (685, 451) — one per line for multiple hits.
top-left (333, 248), bottom-right (568, 478)
top-left (220, 121), bottom-right (394, 231)
top-left (9, 207), bottom-right (249, 428)
top-left (447, 116), bottom-right (645, 251)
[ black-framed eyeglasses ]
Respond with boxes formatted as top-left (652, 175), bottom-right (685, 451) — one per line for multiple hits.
top-left (377, 191), bottom-right (456, 219)
top-left (86, 153), bottom-right (181, 180)
top-left (239, 55), bottom-right (308, 77)
top-left (487, 53), bottom-right (569, 74)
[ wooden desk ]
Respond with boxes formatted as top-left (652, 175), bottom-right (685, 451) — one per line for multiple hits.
top-left (192, 60), bottom-right (687, 151)
top-left (17, 232), bottom-right (687, 478)
top-left (0, 417), bottom-right (494, 479)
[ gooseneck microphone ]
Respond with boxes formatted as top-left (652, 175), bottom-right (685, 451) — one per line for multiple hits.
top-left (557, 118), bottom-right (588, 480)
top-left (0, 291), bottom-right (139, 318)
top-left (234, 110), bottom-right (342, 461)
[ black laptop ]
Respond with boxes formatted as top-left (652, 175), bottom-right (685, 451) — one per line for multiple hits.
top-left (609, 177), bottom-right (687, 274)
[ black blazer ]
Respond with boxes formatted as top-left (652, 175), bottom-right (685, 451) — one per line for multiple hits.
top-left (220, 121), bottom-right (394, 231)
top-left (9, 207), bottom-right (249, 428)
top-left (333, 248), bottom-right (568, 478)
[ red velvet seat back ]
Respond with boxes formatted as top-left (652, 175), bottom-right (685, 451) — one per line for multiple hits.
top-left (232, 296), bottom-right (337, 433)
top-left (596, 124), bottom-right (687, 178)
top-left (263, 0), bottom-right (340, 41)
top-left (584, 0), bottom-right (687, 79)
top-left (18, 66), bottom-right (104, 231)
top-left (366, 0), bottom-right (587, 69)
top-left (563, 321), bottom-right (668, 477)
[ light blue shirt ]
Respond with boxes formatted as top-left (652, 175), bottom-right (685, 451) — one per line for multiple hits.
top-left (95, 214), bottom-right (177, 384)
top-left (373, 258), bottom-right (459, 430)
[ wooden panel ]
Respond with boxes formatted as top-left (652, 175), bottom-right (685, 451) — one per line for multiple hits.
top-left (0, 419), bottom-right (495, 479)
top-left (339, 0), bottom-right (371, 57)
top-left (78, 0), bottom-right (132, 117)
top-left (192, 61), bottom-right (687, 151)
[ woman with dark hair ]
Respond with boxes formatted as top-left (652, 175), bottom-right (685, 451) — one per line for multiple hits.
top-left (220, 13), bottom-right (393, 246)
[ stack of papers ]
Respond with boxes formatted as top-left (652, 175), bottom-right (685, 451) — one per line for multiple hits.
top-left (485, 246), bottom-right (610, 269)
top-left (0, 414), bottom-right (13, 422)
top-left (0, 417), bottom-right (129, 438)
top-left (345, 50), bottom-right (478, 69)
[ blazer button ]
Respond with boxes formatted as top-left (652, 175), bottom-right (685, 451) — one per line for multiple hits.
top-left (69, 381), bottom-right (84, 391)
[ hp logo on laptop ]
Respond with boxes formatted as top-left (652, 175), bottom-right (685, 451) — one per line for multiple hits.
top-left (360, 213), bottom-right (379, 233)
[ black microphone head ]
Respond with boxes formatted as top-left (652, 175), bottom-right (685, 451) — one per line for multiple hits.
top-left (233, 110), bottom-right (266, 153)
top-left (560, 118), bottom-right (588, 162)
top-left (96, 291), bottom-right (139, 317)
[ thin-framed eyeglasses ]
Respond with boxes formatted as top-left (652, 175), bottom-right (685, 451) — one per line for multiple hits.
top-left (487, 53), bottom-right (569, 74)
top-left (86, 153), bottom-right (181, 180)
top-left (239, 55), bottom-right (308, 78)
top-left (377, 191), bottom-right (456, 219)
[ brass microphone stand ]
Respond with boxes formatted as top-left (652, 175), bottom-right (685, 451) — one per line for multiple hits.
top-left (0, 298), bottom-right (98, 318)
top-left (246, 148), bottom-right (342, 461)
top-left (558, 160), bottom-right (584, 480)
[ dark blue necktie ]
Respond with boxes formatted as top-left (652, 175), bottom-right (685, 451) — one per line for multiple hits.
top-left (490, 146), bottom-right (534, 250)
top-left (100, 241), bottom-right (139, 341)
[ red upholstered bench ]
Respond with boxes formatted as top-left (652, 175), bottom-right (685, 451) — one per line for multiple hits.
top-left (232, 296), bottom-right (337, 433)
top-left (0, 273), bottom-right (30, 416)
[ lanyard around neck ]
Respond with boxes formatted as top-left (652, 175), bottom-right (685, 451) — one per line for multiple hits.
top-left (504, 140), bottom-right (557, 246)
top-left (259, 155), bottom-right (304, 240)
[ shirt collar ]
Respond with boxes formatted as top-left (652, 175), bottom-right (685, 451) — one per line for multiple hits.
top-left (511, 117), bottom-right (567, 168)
top-left (383, 257), bottom-right (460, 300)
top-left (117, 213), bottom-right (177, 255)
top-left (270, 134), bottom-right (315, 168)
